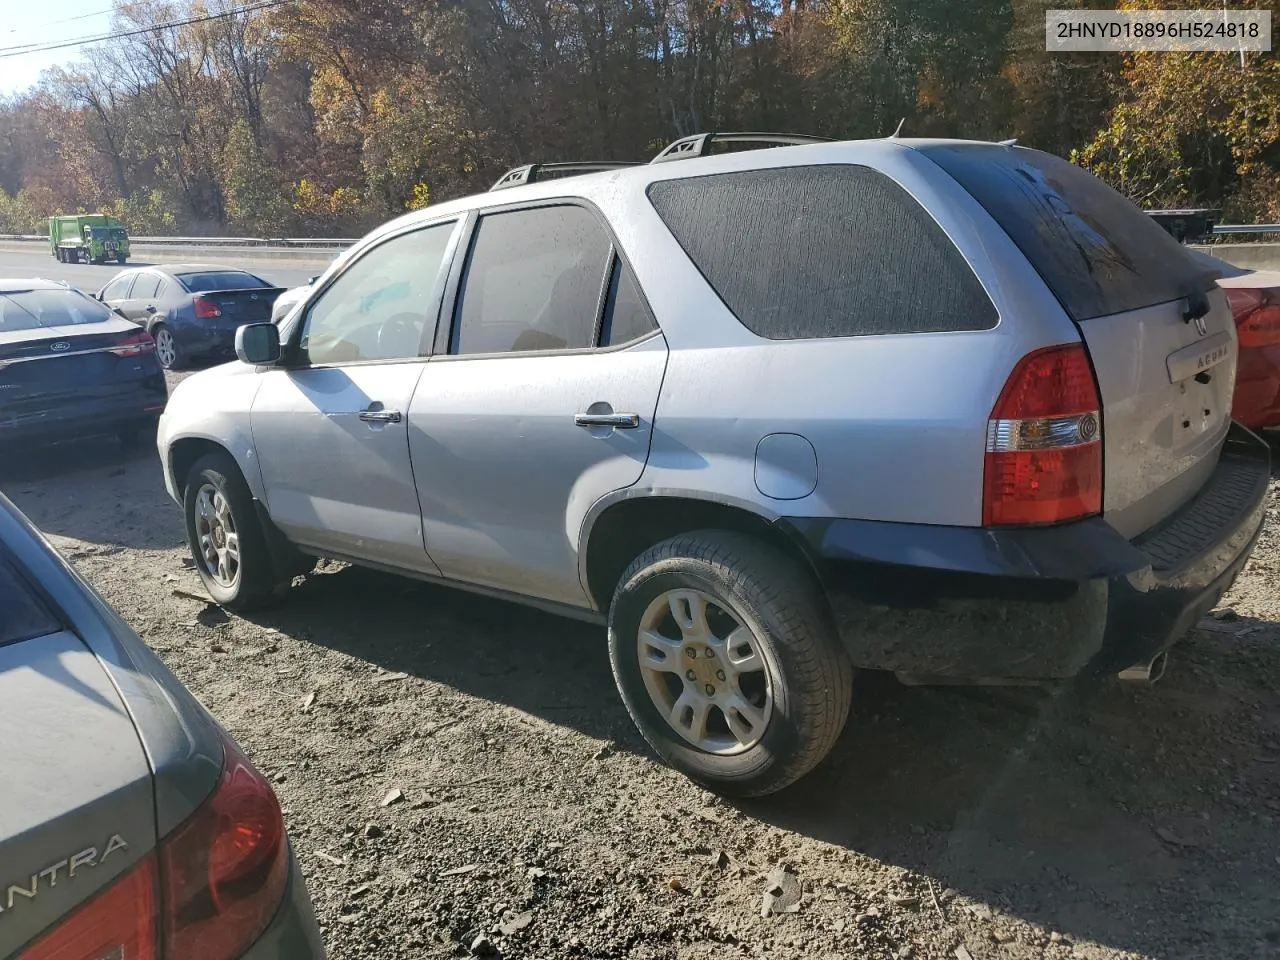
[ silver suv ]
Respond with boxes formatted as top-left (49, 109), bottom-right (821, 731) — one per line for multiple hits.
top-left (158, 134), bottom-right (1271, 797)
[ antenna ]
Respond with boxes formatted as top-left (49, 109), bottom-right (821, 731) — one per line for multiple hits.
top-left (889, 118), bottom-right (906, 138)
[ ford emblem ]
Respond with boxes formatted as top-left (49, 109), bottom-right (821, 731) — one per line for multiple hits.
top-left (50, 341), bottom-right (72, 352)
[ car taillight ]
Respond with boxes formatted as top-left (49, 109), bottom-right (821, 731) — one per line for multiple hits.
top-left (193, 296), bottom-right (221, 319)
top-left (19, 734), bottom-right (288, 960)
top-left (159, 735), bottom-right (289, 960)
top-left (17, 858), bottom-right (158, 959)
top-left (983, 343), bottom-right (1102, 527)
top-left (1226, 288), bottom-right (1280, 348)
top-left (108, 329), bottom-right (156, 357)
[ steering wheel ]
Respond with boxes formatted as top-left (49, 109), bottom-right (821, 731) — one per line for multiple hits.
top-left (376, 313), bottom-right (422, 357)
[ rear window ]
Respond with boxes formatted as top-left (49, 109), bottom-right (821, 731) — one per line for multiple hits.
top-left (0, 553), bottom-right (60, 647)
top-left (919, 144), bottom-right (1208, 322)
top-left (177, 271), bottom-right (270, 293)
top-left (0, 289), bottom-right (113, 332)
top-left (647, 164), bottom-right (997, 340)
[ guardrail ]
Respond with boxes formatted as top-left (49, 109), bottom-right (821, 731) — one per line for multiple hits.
top-left (1211, 224), bottom-right (1280, 236)
top-left (0, 234), bottom-right (357, 248)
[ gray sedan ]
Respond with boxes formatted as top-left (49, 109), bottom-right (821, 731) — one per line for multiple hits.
top-left (0, 492), bottom-right (323, 958)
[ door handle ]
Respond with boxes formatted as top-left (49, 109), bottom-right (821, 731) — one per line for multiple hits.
top-left (359, 409), bottom-right (402, 424)
top-left (145, 305), bottom-right (156, 313)
top-left (574, 412), bottom-right (639, 429)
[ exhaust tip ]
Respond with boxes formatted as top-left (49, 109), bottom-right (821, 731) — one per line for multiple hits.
top-left (1118, 651), bottom-right (1169, 685)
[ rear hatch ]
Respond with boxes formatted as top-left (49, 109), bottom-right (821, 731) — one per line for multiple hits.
top-left (920, 144), bottom-right (1235, 538)
top-left (0, 553), bottom-right (156, 952)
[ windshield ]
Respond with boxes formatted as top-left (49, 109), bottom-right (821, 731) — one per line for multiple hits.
top-left (0, 289), bottom-right (114, 332)
top-left (177, 271), bottom-right (271, 293)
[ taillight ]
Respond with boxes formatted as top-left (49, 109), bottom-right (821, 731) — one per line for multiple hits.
top-left (193, 296), bottom-right (222, 319)
top-left (15, 735), bottom-right (287, 960)
top-left (108, 329), bottom-right (156, 357)
top-left (160, 736), bottom-right (289, 959)
top-left (983, 343), bottom-right (1102, 526)
top-left (18, 857), bottom-right (158, 960)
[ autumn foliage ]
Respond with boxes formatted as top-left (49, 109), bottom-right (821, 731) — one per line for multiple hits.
top-left (0, 0), bottom-right (1276, 236)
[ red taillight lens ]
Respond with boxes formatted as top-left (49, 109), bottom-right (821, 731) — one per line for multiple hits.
top-left (18, 857), bottom-right (158, 960)
top-left (160, 736), bottom-right (289, 960)
top-left (193, 296), bottom-right (221, 319)
top-left (983, 343), bottom-right (1103, 526)
top-left (108, 329), bottom-right (156, 357)
top-left (1236, 304), bottom-right (1280, 348)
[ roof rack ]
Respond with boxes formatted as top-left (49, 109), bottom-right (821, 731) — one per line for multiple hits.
top-left (650, 132), bottom-right (834, 164)
top-left (489, 162), bottom-right (642, 192)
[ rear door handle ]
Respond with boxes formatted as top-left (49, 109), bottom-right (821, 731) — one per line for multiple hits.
top-left (574, 412), bottom-right (639, 429)
top-left (359, 409), bottom-right (402, 424)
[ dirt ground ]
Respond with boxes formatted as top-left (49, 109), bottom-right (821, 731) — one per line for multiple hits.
top-left (4, 412), bottom-right (1279, 960)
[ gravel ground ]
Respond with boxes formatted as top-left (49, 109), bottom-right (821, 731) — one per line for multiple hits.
top-left (4, 410), bottom-right (1279, 960)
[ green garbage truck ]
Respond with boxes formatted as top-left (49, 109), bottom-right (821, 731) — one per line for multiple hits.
top-left (48, 214), bottom-right (131, 265)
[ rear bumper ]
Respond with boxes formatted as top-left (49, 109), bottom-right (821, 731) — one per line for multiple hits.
top-left (780, 423), bottom-right (1271, 680)
top-left (0, 389), bottom-right (166, 444)
top-left (242, 846), bottom-right (325, 958)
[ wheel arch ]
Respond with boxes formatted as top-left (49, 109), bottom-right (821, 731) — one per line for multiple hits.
top-left (580, 493), bottom-right (825, 613)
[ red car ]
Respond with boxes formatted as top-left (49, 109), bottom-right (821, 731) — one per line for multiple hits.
top-left (1192, 251), bottom-right (1280, 430)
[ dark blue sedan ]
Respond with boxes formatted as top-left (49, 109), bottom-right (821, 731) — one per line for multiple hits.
top-left (97, 265), bottom-right (285, 370)
top-left (0, 279), bottom-right (167, 447)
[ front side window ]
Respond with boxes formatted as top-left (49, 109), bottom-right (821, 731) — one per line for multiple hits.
top-left (299, 223), bottom-right (455, 365)
top-left (452, 206), bottom-right (612, 355)
top-left (101, 275), bottom-right (135, 301)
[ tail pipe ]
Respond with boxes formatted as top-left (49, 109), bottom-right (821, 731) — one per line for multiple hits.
top-left (1117, 650), bottom-right (1169, 685)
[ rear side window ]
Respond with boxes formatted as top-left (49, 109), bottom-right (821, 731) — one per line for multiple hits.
top-left (178, 271), bottom-right (270, 293)
top-left (647, 165), bottom-right (997, 340)
top-left (0, 555), bottom-right (60, 647)
top-left (452, 205), bottom-right (612, 355)
top-left (919, 145), bottom-right (1206, 322)
top-left (600, 258), bottom-right (658, 347)
top-left (130, 274), bottom-right (162, 300)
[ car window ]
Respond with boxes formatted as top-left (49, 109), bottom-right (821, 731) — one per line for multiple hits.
top-left (177, 271), bottom-right (271, 293)
top-left (130, 274), bottom-right (162, 300)
top-left (0, 553), bottom-right (60, 647)
top-left (452, 206), bottom-right (612, 355)
top-left (647, 164), bottom-right (998, 340)
top-left (0, 289), bottom-right (115, 332)
top-left (600, 257), bottom-right (658, 347)
top-left (299, 223), bottom-right (455, 365)
top-left (100, 274), bottom-right (135, 301)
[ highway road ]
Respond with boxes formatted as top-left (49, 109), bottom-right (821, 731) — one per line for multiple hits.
top-left (0, 245), bottom-right (327, 294)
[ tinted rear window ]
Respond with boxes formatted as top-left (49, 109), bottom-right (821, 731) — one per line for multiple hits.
top-left (0, 554), bottom-right (60, 647)
top-left (919, 145), bottom-right (1207, 322)
top-left (177, 271), bottom-right (270, 293)
top-left (647, 165), bottom-right (997, 340)
top-left (0, 289), bottom-right (113, 332)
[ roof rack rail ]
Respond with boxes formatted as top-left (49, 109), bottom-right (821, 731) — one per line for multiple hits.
top-left (489, 162), bottom-right (642, 192)
top-left (650, 132), bottom-right (834, 164)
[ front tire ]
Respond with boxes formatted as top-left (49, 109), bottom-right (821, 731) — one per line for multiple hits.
top-left (607, 530), bottom-right (853, 797)
top-left (183, 452), bottom-right (281, 610)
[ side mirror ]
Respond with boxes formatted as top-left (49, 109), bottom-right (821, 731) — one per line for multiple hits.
top-left (112, 307), bottom-right (129, 319)
top-left (235, 323), bottom-right (281, 366)
top-left (308, 275), bottom-right (320, 285)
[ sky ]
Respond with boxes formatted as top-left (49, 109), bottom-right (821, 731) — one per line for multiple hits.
top-left (0, 1), bottom-right (116, 96)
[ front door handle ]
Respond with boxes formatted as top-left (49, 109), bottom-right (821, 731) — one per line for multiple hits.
top-left (574, 412), bottom-right (639, 429)
top-left (145, 305), bottom-right (156, 313)
top-left (359, 409), bottom-right (402, 424)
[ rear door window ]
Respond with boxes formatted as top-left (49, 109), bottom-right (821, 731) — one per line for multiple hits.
top-left (647, 164), bottom-right (997, 340)
top-left (130, 274), bottom-right (162, 300)
top-left (918, 144), bottom-right (1208, 322)
top-left (451, 206), bottom-right (613, 355)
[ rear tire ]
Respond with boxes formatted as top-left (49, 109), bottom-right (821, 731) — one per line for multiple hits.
top-left (607, 530), bottom-right (853, 797)
top-left (152, 324), bottom-right (183, 370)
top-left (183, 452), bottom-right (281, 611)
